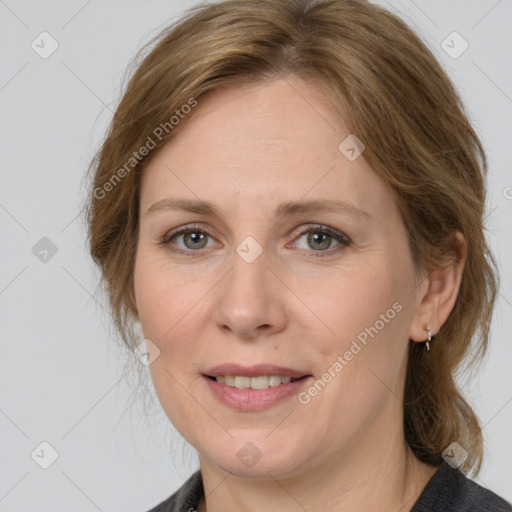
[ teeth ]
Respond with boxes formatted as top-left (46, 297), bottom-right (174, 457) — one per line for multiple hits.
top-left (215, 375), bottom-right (298, 389)
top-left (251, 376), bottom-right (269, 389)
top-left (234, 376), bottom-right (251, 389)
top-left (269, 375), bottom-right (282, 387)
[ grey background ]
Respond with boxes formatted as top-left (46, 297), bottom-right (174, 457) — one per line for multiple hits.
top-left (1, 0), bottom-right (511, 510)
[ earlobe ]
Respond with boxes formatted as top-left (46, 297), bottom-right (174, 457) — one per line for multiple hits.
top-left (409, 231), bottom-right (467, 345)
top-left (409, 317), bottom-right (436, 345)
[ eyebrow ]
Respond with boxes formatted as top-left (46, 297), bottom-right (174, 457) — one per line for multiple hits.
top-left (145, 197), bottom-right (371, 221)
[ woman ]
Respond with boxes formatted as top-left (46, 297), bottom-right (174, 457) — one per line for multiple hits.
top-left (85, 0), bottom-right (512, 510)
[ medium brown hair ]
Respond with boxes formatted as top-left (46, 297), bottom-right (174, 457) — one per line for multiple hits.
top-left (84, 0), bottom-right (499, 476)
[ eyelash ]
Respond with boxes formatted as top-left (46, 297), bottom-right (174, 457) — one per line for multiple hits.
top-left (159, 223), bottom-right (351, 258)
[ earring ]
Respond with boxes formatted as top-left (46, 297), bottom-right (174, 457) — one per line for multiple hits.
top-left (425, 324), bottom-right (432, 351)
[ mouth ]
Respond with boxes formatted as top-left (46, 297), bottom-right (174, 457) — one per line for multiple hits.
top-left (201, 365), bottom-right (313, 411)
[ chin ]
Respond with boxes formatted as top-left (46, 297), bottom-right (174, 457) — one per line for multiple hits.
top-left (198, 435), bottom-right (313, 480)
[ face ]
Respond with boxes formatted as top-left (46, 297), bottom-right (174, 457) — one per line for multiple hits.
top-left (134, 77), bottom-right (425, 480)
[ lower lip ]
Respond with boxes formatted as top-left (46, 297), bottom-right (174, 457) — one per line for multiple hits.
top-left (202, 375), bottom-right (312, 412)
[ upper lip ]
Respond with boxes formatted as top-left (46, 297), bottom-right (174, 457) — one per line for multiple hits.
top-left (204, 364), bottom-right (310, 379)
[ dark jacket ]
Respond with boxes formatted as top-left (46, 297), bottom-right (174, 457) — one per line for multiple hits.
top-left (146, 461), bottom-right (512, 511)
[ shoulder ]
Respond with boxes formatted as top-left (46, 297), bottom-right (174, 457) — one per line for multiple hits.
top-left (145, 470), bottom-right (204, 512)
top-left (412, 462), bottom-right (512, 512)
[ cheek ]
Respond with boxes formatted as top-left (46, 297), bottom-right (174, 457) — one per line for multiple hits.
top-left (301, 265), bottom-right (402, 351)
top-left (298, 251), bottom-right (414, 394)
top-left (134, 250), bottom-right (201, 355)
top-left (134, 251), bottom-right (211, 431)
top-left (134, 247), bottom-right (228, 397)
top-left (135, 246), bottom-right (192, 318)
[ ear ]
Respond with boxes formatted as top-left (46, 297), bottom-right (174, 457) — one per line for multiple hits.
top-left (409, 231), bottom-right (467, 343)
top-left (133, 319), bottom-right (144, 340)
top-left (129, 289), bottom-right (140, 321)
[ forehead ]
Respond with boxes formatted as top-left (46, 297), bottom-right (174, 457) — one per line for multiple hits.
top-left (139, 77), bottom-right (394, 219)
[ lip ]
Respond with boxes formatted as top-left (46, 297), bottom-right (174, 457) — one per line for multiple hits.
top-left (203, 376), bottom-right (313, 412)
top-left (202, 364), bottom-right (313, 412)
top-left (203, 363), bottom-right (309, 379)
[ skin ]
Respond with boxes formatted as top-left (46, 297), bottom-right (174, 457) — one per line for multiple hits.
top-left (133, 76), bottom-right (466, 511)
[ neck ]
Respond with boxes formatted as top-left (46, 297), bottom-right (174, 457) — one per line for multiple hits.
top-left (196, 424), bottom-right (438, 512)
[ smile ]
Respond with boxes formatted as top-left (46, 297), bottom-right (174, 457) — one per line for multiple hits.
top-left (203, 374), bottom-right (312, 412)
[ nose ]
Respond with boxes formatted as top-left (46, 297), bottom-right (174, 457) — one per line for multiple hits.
top-left (212, 247), bottom-right (288, 340)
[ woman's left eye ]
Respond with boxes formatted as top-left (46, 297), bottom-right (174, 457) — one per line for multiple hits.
top-left (159, 224), bottom-right (350, 257)
top-left (290, 225), bottom-right (351, 257)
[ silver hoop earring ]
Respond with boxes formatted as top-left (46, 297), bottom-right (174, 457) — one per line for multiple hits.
top-left (425, 324), bottom-right (432, 351)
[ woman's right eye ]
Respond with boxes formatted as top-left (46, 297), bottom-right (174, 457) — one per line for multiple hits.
top-left (161, 225), bottom-right (217, 254)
